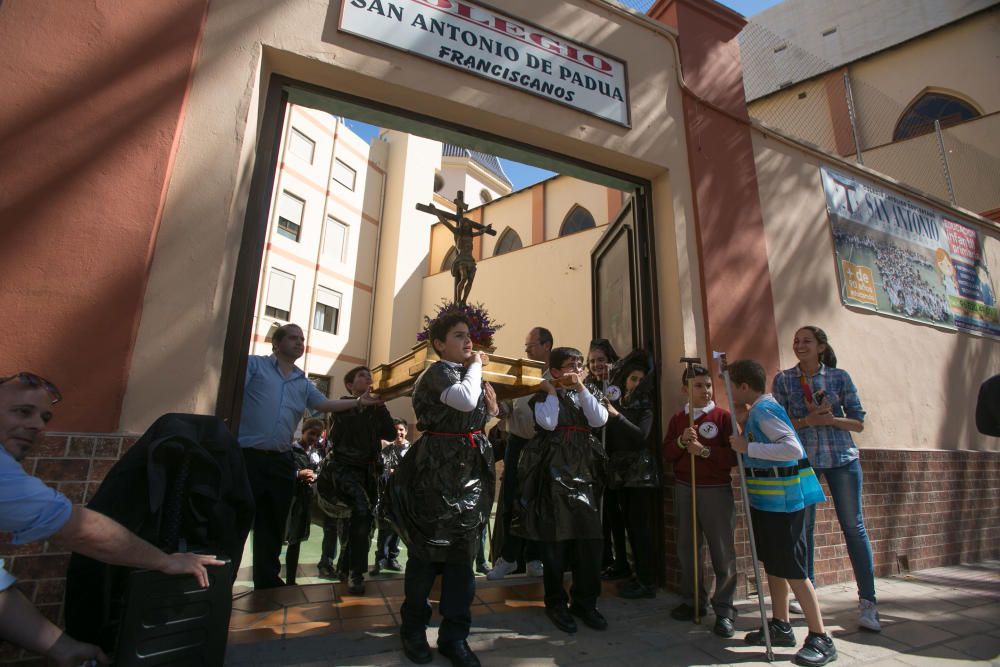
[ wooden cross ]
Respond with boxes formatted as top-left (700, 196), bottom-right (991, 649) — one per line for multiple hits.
top-left (415, 190), bottom-right (497, 238)
top-left (417, 190), bottom-right (496, 305)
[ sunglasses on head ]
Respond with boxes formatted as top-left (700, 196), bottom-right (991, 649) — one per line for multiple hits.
top-left (0, 372), bottom-right (62, 404)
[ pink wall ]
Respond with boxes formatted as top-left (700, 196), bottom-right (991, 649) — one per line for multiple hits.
top-left (0, 0), bottom-right (209, 431)
top-left (650, 0), bottom-right (781, 375)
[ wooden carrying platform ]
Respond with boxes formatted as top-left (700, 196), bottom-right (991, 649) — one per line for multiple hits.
top-left (370, 341), bottom-right (546, 401)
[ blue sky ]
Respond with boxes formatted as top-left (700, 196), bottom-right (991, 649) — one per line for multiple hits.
top-left (710, 0), bottom-right (781, 17)
top-left (343, 0), bottom-right (783, 191)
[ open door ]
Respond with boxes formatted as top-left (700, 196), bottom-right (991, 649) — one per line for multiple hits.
top-left (591, 190), bottom-right (666, 585)
top-left (591, 193), bottom-right (654, 353)
top-left (592, 197), bottom-right (636, 354)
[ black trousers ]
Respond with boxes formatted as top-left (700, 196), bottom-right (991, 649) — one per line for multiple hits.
top-left (335, 464), bottom-right (375, 577)
top-left (399, 556), bottom-right (475, 643)
top-left (541, 538), bottom-right (603, 611)
top-left (285, 542), bottom-right (301, 584)
top-left (602, 489), bottom-right (628, 569)
top-left (376, 523), bottom-right (401, 561)
top-left (500, 435), bottom-right (541, 563)
top-left (622, 487), bottom-right (657, 586)
top-left (243, 448), bottom-right (296, 589)
top-left (319, 516), bottom-right (341, 566)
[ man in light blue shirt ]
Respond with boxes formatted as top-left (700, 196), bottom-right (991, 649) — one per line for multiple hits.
top-left (0, 373), bottom-right (223, 666)
top-left (239, 323), bottom-right (380, 589)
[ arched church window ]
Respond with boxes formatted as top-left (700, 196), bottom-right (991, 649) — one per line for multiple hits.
top-left (441, 247), bottom-right (457, 272)
top-left (480, 189), bottom-right (493, 204)
top-left (893, 92), bottom-right (980, 142)
top-left (559, 205), bottom-right (596, 237)
top-left (434, 172), bottom-right (445, 193)
top-left (494, 228), bottom-right (523, 256)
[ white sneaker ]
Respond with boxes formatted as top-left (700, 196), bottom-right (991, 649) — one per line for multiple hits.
top-left (526, 560), bottom-right (544, 577)
top-left (486, 557), bottom-right (518, 580)
top-left (788, 599), bottom-right (803, 614)
top-left (858, 599), bottom-right (881, 632)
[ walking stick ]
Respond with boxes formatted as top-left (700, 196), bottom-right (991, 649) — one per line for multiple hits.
top-left (600, 376), bottom-right (608, 527)
top-left (714, 351), bottom-right (774, 661)
top-left (680, 356), bottom-right (701, 625)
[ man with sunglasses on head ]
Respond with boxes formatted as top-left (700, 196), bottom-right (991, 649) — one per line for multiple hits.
top-left (0, 372), bottom-right (224, 666)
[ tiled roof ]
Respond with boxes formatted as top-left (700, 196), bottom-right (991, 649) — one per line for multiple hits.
top-left (442, 144), bottom-right (512, 189)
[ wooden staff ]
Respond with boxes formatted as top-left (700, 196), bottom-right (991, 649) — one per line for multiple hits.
top-left (680, 356), bottom-right (702, 624)
top-left (714, 351), bottom-right (773, 661)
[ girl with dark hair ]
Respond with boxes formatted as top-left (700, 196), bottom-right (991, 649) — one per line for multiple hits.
top-left (772, 326), bottom-right (878, 632)
top-left (603, 351), bottom-right (659, 599)
top-left (284, 419), bottom-right (325, 585)
top-left (584, 338), bottom-right (619, 390)
top-left (583, 340), bottom-right (629, 579)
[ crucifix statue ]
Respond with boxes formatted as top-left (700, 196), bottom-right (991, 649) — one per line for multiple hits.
top-left (417, 190), bottom-right (496, 306)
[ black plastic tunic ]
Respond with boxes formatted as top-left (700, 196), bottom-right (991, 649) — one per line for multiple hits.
top-left (388, 361), bottom-right (495, 562)
top-left (511, 389), bottom-right (608, 542)
top-left (605, 397), bottom-right (660, 489)
top-left (285, 443), bottom-right (317, 544)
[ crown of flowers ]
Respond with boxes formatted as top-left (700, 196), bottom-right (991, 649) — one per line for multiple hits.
top-left (416, 299), bottom-right (503, 348)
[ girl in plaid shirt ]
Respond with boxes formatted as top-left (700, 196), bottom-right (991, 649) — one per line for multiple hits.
top-left (772, 326), bottom-right (879, 633)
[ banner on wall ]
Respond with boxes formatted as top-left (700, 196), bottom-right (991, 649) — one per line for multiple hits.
top-left (820, 166), bottom-right (999, 338)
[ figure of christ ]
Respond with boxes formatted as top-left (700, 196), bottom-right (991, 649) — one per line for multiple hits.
top-left (417, 190), bottom-right (495, 306)
top-left (446, 217), bottom-right (490, 306)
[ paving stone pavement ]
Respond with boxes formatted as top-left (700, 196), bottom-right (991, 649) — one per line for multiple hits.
top-left (225, 562), bottom-right (1000, 666)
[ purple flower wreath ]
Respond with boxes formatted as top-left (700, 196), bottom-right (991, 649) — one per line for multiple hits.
top-left (416, 299), bottom-right (504, 349)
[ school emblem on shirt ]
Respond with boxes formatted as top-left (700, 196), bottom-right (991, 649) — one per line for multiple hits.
top-left (698, 422), bottom-right (719, 439)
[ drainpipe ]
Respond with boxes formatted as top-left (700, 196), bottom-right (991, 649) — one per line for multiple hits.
top-left (843, 72), bottom-right (864, 165)
top-left (934, 120), bottom-right (957, 205)
top-left (366, 134), bottom-right (388, 363)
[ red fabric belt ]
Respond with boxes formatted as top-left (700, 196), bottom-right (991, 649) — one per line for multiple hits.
top-left (556, 425), bottom-right (590, 441)
top-left (426, 429), bottom-right (483, 449)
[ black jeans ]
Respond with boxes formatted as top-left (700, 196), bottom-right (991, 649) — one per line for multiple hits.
top-left (541, 539), bottom-right (603, 611)
top-left (602, 488), bottom-right (628, 569)
top-left (243, 449), bottom-right (296, 589)
top-left (335, 464), bottom-right (375, 577)
top-left (500, 435), bottom-right (541, 564)
top-left (622, 487), bottom-right (656, 586)
top-left (285, 542), bottom-right (301, 584)
top-left (376, 523), bottom-right (401, 561)
top-left (400, 557), bottom-right (475, 643)
top-left (319, 516), bottom-right (341, 567)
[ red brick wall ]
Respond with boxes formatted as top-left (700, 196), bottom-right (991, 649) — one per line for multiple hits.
top-left (1, 432), bottom-right (138, 665)
top-left (661, 449), bottom-right (1000, 597)
top-left (2, 439), bottom-right (998, 662)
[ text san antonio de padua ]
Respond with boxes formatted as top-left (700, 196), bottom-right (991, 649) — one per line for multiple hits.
top-left (341, 0), bottom-right (631, 127)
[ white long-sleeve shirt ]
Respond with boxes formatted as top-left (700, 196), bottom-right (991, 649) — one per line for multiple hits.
top-left (439, 359), bottom-right (482, 412)
top-left (534, 386), bottom-right (608, 431)
top-left (746, 393), bottom-right (806, 462)
top-left (504, 370), bottom-right (552, 439)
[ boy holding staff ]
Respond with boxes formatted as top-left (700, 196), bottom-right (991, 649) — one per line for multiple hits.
top-left (727, 359), bottom-right (837, 667)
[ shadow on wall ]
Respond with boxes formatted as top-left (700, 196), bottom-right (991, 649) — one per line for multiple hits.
top-left (0, 1), bottom-right (285, 432)
top-left (753, 132), bottom-right (1000, 572)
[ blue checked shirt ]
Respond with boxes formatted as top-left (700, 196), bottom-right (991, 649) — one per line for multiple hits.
top-left (772, 364), bottom-right (866, 469)
top-left (239, 355), bottom-right (328, 452)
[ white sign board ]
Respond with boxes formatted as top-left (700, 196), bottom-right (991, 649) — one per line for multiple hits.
top-left (340, 0), bottom-right (631, 127)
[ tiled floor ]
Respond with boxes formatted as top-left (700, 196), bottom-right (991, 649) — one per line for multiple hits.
top-left (226, 562), bottom-right (1000, 666)
top-left (229, 576), bottom-right (547, 646)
